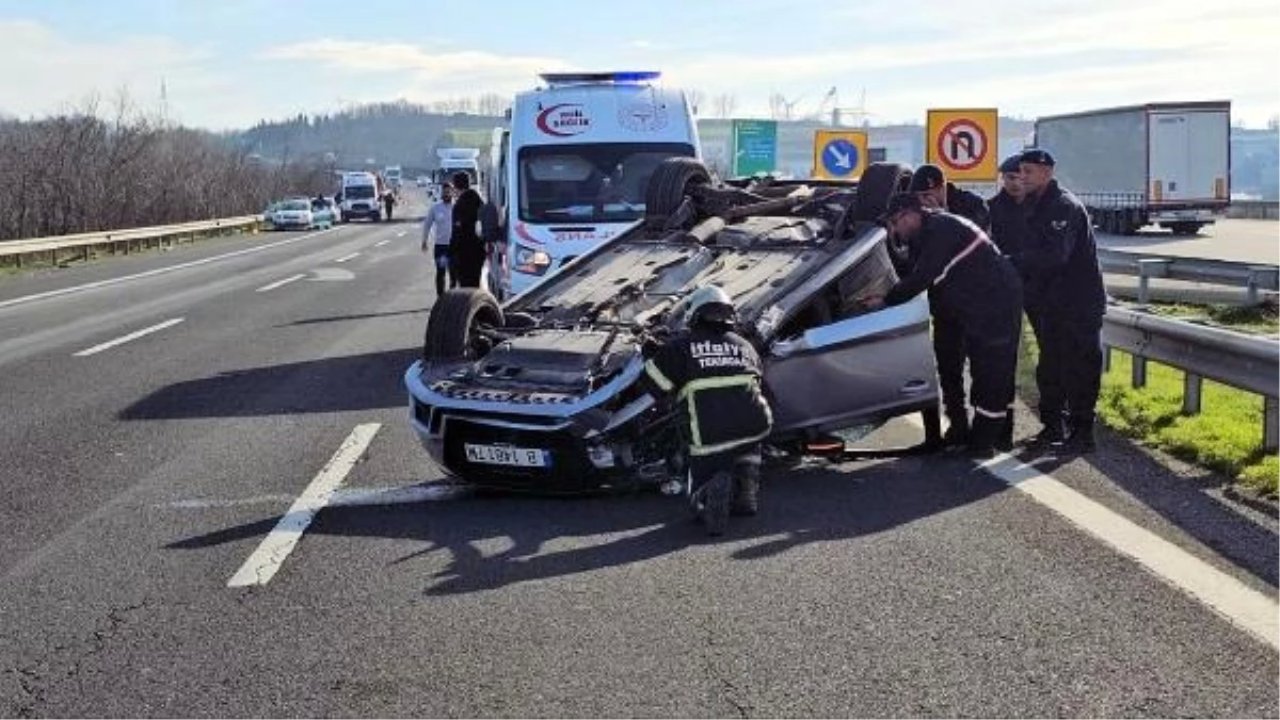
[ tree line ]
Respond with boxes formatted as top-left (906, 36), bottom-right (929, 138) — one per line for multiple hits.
top-left (0, 99), bottom-right (331, 242)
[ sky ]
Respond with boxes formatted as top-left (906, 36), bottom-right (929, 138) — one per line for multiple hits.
top-left (0, 0), bottom-right (1277, 130)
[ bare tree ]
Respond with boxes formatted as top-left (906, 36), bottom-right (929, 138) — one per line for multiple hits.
top-left (685, 89), bottom-right (706, 116)
top-left (713, 93), bottom-right (738, 119)
top-left (768, 93), bottom-right (788, 120)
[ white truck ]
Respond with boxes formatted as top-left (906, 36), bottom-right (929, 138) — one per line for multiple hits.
top-left (337, 171), bottom-right (385, 223)
top-left (486, 71), bottom-right (701, 299)
top-left (1033, 101), bottom-right (1231, 235)
top-left (434, 148), bottom-right (482, 189)
top-left (384, 165), bottom-right (403, 193)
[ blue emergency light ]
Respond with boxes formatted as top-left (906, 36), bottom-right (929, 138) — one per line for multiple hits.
top-left (539, 71), bottom-right (662, 85)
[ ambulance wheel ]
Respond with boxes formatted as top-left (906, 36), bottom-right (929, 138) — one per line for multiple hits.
top-left (423, 289), bottom-right (504, 362)
top-left (645, 157), bottom-right (711, 225)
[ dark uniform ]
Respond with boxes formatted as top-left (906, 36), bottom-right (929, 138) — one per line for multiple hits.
top-left (1019, 162), bottom-right (1107, 448)
top-left (643, 315), bottom-right (773, 534)
top-left (885, 201), bottom-right (1022, 452)
top-left (450, 184), bottom-right (485, 288)
top-left (907, 166), bottom-right (992, 444)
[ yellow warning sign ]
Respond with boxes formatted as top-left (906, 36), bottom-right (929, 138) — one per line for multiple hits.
top-left (925, 109), bottom-right (998, 181)
top-left (812, 129), bottom-right (868, 180)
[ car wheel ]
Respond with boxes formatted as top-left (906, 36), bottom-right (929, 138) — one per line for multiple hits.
top-left (423, 288), bottom-right (505, 362)
top-left (645, 157), bottom-right (711, 225)
top-left (852, 162), bottom-right (912, 223)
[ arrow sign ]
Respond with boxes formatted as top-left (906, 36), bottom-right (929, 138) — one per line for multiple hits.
top-left (821, 138), bottom-right (860, 177)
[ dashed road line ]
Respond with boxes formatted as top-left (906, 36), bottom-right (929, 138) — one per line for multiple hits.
top-left (255, 273), bottom-right (307, 293)
top-left (903, 414), bottom-right (1279, 649)
top-left (0, 227), bottom-right (339, 312)
top-left (73, 318), bottom-right (185, 357)
top-left (227, 423), bottom-right (381, 587)
top-left (334, 252), bottom-right (360, 263)
top-left (395, 231), bottom-right (407, 238)
top-left (374, 240), bottom-right (390, 248)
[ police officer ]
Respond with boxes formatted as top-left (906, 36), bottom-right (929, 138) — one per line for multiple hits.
top-left (987, 154), bottom-right (1030, 257)
top-left (642, 286), bottom-right (774, 535)
top-left (868, 194), bottom-right (1022, 456)
top-left (449, 172), bottom-right (486, 288)
top-left (907, 164), bottom-right (993, 449)
top-left (1017, 149), bottom-right (1107, 453)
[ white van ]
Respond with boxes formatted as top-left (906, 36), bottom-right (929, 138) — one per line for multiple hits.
top-left (488, 71), bottom-right (700, 298)
top-left (435, 148), bottom-right (482, 189)
top-left (338, 172), bottom-right (383, 222)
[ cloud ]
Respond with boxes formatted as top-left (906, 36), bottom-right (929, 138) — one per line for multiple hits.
top-left (0, 19), bottom-right (255, 128)
top-left (262, 40), bottom-right (576, 101)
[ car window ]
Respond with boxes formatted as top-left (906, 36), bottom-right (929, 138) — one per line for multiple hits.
top-left (517, 142), bottom-right (695, 224)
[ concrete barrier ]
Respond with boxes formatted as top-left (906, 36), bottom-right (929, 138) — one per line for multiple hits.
top-left (1225, 200), bottom-right (1280, 220)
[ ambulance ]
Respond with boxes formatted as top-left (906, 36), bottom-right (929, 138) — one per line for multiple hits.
top-left (489, 71), bottom-right (701, 299)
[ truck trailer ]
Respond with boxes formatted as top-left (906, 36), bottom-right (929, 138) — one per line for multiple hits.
top-left (1033, 101), bottom-right (1231, 235)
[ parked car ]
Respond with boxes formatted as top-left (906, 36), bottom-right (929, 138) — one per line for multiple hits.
top-left (404, 158), bottom-right (939, 492)
top-left (310, 197), bottom-right (338, 228)
top-left (270, 199), bottom-right (315, 230)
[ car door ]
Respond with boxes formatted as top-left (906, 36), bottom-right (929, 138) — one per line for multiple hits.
top-left (761, 236), bottom-right (939, 436)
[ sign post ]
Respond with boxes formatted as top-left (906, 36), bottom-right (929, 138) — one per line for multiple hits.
top-left (732, 119), bottom-right (777, 177)
top-left (925, 108), bottom-right (999, 181)
top-left (812, 129), bottom-right (869, 180)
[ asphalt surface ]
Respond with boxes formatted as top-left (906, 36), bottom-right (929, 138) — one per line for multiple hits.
top-left (0, 190), bottom-right (1276, 717)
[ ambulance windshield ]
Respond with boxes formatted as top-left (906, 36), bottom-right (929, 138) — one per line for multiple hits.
top-left (517, 142), bottom-right (695, 223)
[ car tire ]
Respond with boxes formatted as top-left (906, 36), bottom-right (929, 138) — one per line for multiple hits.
top-left (423, 288), bottom-right (505, 362)
top-left (645, 157), bottom-right (711, 225)
top-left (853, 162), bottom-right (912, 223)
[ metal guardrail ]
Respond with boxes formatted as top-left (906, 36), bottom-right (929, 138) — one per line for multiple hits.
top-left (0, 216), bottom-right (262, 268)
top-left (1225, 200), bottom-right (1280, 220)
top-left (1102, 304), bottom-right (1279, 452)
top-left (1097, 248), bottom-right (1279, 304)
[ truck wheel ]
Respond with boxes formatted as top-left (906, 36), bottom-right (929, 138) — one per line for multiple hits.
top-left (372, 213), bottom-right (382, 223)
top-left (645, 157), bottom-right (711, 224)
top-left (853, 162), bottom-right (913, 223)
top-left (1169, 222), bottom-right (1202, 236)
top-left (423, 289), bottom-right (505, 362)
top-left (340, 213), bottom-right (349, 224)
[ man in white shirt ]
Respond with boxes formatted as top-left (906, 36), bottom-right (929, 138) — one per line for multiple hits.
top-left (422, 184), bottom-right (456, 296)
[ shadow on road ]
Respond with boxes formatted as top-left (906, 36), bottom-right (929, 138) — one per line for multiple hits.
top-left (283, 308), bottom-right (429, 327)
top-left (167, 454), bottom-right (1007, 595)
top-left (119, 347), bottom-right (419, 419)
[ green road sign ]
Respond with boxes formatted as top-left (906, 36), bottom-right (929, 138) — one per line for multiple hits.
top-left (732, 119), bottom-right (777, 177)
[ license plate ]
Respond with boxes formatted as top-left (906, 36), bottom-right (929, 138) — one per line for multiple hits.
top-left (464, 443), bottom-right (549, 468)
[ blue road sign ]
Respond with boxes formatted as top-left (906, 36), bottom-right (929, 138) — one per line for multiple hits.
top-left (821, 138), bottom-right (859, 178)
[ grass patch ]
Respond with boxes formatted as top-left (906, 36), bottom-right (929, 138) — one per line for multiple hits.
top-left (1098, 352), bottom-right (1277, 498)
top-left (1146, 302), bottom-right (1279, 336)
top-left (1016, 319), bottom-right (1277, 499)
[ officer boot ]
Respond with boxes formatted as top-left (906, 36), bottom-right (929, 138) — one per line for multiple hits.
top-left (731, 464), bottom-right (760, 517)
top-left (995, 410), bottom-right (1015, 452)
top-left (700, 471), bottom-right (733, 536)
top-left (965, 415), bottom-right (999, 459)
top-left (1063, 416), bottom-right (1097, 454)
top-left (941, 409), bottom-right (970, 450)
top-left (1023, 412), bottom-right (1066, 450)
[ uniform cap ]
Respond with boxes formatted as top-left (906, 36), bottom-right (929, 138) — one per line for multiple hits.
top-left (881, 192), bottom-right (924, 219)
top-left (1019, 148), bottom-right (1056, 167)
top-left (907, 164), bottom-right (945, 193)
top-left (999, 154), bottom-right (1023, 173)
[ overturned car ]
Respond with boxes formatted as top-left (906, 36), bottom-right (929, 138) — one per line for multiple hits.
top-left (404, 159), bottom-right (940, 491)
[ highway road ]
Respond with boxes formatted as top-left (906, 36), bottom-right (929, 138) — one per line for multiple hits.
top-left (1097, 218), bottom-right (1279, 265)
top-left (0, 191), bottom-right (1276, 717)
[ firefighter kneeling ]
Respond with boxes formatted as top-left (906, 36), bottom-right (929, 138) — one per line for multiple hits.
top-left (642, 286), bottom-right (774, 536)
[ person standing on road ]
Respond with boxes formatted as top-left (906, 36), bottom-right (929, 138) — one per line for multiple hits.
top-left (641, 286), bottom-right (773, 536)
top-left (382, 191), bottom-right (396, 222)
top-left (867, 194), bottom-right (1023, 456)
top-left (449, 172), bottom-right (485, 288)
top-left (1016, 149), bottom-right (1107, 453)
top-left (422, 183), bottom-right (457, 297)
top-left (907, 164), bottom-right (994, 449)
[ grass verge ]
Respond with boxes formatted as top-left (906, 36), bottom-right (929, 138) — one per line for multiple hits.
top-left (1145, 301), bottom-right (1279, 336)
top-left (1016, 321), bottom-right (1278, 500)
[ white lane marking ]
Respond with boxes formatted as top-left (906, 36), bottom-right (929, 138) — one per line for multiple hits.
top-left (395, 231), bottom-right (407, 238)
top-left (334, 252), bottom-right (360, 263)
top-left (309, 268), bottom-right (355, 281)
top-left (254, 273), bottom-right (307, 293)
top-left (0, 227), bottom-right (339, 312)
top-left (227, 423), bottom-right (381, 587)
top-left (73, 318), bottom-right (185, 357)
top-left (902, 414), bottom-right (1279, 649)
top-left (374, 240), bottom-right (390, 247)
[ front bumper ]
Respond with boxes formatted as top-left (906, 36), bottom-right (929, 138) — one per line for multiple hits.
top-left (404, 361), bottom-right (653, 491)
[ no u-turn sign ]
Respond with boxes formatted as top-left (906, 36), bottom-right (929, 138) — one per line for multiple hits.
top-left (926, 108), bottom-right (999, 181)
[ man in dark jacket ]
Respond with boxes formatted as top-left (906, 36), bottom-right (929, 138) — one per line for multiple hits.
top-left (449, 172), bottom-right (486, 288)
top-left (870, 194), bottom-right (1023, 456)
top-left (642, 286), bottom-right (774, 535)
top-left (908, 164), bottom-right (993, 449)
top-left (1017, 149), bottom-right (1107, 453)
top-left (987, 154), bottom-right (1030, 257)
